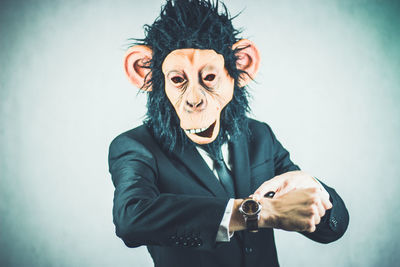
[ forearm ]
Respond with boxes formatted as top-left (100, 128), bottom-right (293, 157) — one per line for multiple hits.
top-left (228, 199), bottom-right (246, 232)
top-left (114, 191), bottom-right (229, 250)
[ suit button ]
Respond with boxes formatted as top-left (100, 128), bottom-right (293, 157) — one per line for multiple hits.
top-left (175, 241), bottom-right (180, 246)
top-left (330, 216), bottom-right (338, 229)
top-left (245, 247), bottom-right (253, 253)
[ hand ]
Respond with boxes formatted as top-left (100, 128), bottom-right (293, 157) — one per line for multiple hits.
top-left (252, 171), bottom-right (332, 233)
top-left (259, 187), bottom-right (332, 232)
top-left (252, 170), bottom-right (330, 201)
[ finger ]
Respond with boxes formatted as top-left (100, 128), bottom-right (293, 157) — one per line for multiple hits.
top-left (315, 198), bottom-right (326, 218)
top-left (313, 213), bottom-right (321, 225)
top-left (308, 204), bottom-right (320, 225)
top-left (319, 186), bottom-right (330, 197)
top-left (308, 223), bottom-right (316, 233)
top-left (317, 190), bottom-right (332, 210)
top-left (304, 219), bottom-right (316, 233)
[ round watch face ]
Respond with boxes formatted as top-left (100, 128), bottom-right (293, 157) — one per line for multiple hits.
top-left (241, 199), bottom-right (260, 215)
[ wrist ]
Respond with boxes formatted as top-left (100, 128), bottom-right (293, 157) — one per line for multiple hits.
top-left (229, 199), bottom-right (246, 232)
top-left (239, 198), bottom-right (262, 232)
top-left (259, 198), bottom-right (278, 229)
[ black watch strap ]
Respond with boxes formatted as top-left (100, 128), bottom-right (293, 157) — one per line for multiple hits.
top-left (246, 216), bottom-right (259, 232)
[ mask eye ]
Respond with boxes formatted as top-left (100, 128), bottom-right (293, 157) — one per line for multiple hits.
top-left (204, 74), bottom-right (215, 82)
top-left (171, 76), bottom-right (184, 84)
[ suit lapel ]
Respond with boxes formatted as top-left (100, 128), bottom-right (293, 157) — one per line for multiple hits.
top-left (230, 134), bottom-right (251, 199)
top-left (173, 142), bottom-right (228, 198)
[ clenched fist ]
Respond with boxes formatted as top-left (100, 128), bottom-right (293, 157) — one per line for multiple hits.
top-left (253, 171), bottom-right (332, 232)
top-left (259, 187), bottom-right (332, 232)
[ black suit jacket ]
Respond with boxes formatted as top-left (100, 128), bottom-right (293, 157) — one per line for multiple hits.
top-left (108, 119), bottom-right (349, 267)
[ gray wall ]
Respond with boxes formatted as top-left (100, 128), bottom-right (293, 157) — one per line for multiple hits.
top-left (1, 0), bottom-right (399, 266)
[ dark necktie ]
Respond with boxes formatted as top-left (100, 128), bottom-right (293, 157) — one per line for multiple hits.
top-left (213, 149), bottom-right (236, 198)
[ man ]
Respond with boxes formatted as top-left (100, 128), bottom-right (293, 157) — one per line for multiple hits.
top-left (108, 1), bottom-right (349, 266)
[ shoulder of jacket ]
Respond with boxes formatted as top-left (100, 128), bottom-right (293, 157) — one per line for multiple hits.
top-left (247, 118), bottom-right (273, 137)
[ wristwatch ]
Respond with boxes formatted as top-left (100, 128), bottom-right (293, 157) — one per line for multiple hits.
top-left (239, 198), bottom-right (262, 233)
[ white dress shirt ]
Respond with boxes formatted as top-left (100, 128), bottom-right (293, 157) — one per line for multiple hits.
top-left (196, 143), bottom-right (234, 242)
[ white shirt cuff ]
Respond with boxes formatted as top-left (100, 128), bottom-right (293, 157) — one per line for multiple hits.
top-left (216, 198), bottom-right (235, 242)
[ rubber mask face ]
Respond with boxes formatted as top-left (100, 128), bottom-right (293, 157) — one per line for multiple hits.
top-left (162, 49), bottom-right (234, 144)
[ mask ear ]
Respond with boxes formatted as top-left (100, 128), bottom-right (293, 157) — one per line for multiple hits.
top-left (232, 39), bottom-right (260, 87)
top-left (124, 45), bottom-right (153, 91)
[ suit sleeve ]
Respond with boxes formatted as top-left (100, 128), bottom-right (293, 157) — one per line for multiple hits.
top-left (301, 180), bottom-right (349, 243)
top-left (108, 134), bottom-right (229, 250)
top-left (265, 123), bottom-right (349, 243)
top-left (263, 123), bottom-right (300, 176)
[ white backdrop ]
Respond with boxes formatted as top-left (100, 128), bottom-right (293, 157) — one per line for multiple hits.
top-left (1, 0), bottom-right (399, 266)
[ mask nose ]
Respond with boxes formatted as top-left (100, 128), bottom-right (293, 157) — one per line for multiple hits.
top-left (185, 88), bottom-right (206, 112)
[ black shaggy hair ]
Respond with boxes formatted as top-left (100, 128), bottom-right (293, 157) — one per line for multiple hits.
top-left (133, 0), bottom-right (251, 153)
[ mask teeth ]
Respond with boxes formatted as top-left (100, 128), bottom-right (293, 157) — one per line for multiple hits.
top-left (186, 126), bottom-right (208, 134)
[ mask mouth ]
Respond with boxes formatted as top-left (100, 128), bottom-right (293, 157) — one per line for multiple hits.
top-left (184, 120), bottom-right (216, 138)
top-left (195, 121), bottom-right (216, 138)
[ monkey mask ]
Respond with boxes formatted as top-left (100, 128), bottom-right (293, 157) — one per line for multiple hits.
top-left (123, 0), bottom-right (260, 146)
